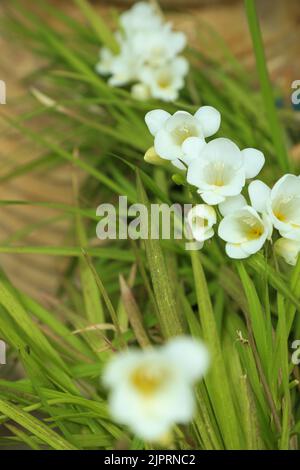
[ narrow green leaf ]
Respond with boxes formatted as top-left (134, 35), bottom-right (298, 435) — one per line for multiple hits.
top-left (244, 0), bottom-right (290, 171)
top-left (190, 250), bottom-right (242, 449)
top-left (136, 171), bottom-right (185, 337)
top-left (237, 262), bottom-right (269, 373)
top-left (0, 400), bottom-right (77, 450)
top-left (73, 0), bottom-right (119, 53)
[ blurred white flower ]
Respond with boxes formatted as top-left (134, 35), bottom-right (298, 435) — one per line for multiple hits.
top-left (96, 2), bottom-right (188, 101)
top-left (103, 336), bottom-right (209, 441)
top-left (187, 204), bottom-right (216, 243)
top-left (145, 106), bottom-right (220, 167)
top-left (108, 44), bottom-right (141, 87)
top-left (218, 205), bottom-right (272, 259)
top-left (249, 175), bottom-right (300, 241)
top-left (133, 25), bottom-right (186, 67)
top-left (186, 138), bottom-right (264, 205)
top-left (274, 238), bottom-right (300, 266)
top-left (139, 57), bottom-right (188, 103)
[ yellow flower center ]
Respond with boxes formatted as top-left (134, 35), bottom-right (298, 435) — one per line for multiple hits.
top-left (274, 211), bottom-right (286, 222)
top-left (247, 226), bottom-right (264, 239)
top-left (158, 76), bottom-right (171, 89)
top-left (242, 216), bottom-right (264, 240)
top-left (213, 179), bottom-right (224, 187)
top-left (203, 162), bottom-right (233, 188)
top-left (130, 366), bottom-right (167, 395)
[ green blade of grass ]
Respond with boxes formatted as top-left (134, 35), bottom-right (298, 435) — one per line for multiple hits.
top-left (244, 0), bottom-right (290, 172)
top-left (73, 0), bottom-right (119, 53)
top-left (0, 245), bottom-right (134, 261)
top-left (136, 171), bottom-right (185, 338)
top-left (0, 400), bottom-right (77, 450)
top-left (247, 254), bottom-right (300, 311)
top-left (190, 250), bottom-right (242, 449)
top-left (237, 262), bottom-right (270, 374)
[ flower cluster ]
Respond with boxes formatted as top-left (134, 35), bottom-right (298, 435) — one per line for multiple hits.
top-left (103, 336), bottom-right (209, 441)
top-left (96, 2), bottom-right (188, 102)
top-left (145, 106), bottom-right (300, 264)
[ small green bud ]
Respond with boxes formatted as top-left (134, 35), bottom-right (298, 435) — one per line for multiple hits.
top-left (172, 174), bottom-right (186, 186)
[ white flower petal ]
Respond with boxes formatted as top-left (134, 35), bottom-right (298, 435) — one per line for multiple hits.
top-left (96, 48), bottom-right (114, 76)
top-left (274, 238), bottom-right (300, 266)
top-left (218, 195), bottom-right (247, 217)
top-left (130, 382), bottom-right (195, 439)
top-left (279, 228), bottom-right (300, 242)
top-left (172, 158), bottom-right (186, 170)
top-left (103, 351), bottom-right (141, 388)
top-left (225, 243), bottom-right (249, 259)
top-left (172, 55), bottom-right (189, 76)
top-left (173, 110), bottom-right (190, 117)
top-left (129, 413), bottom-right (172, 441)
top-left (164, 384), bottom-right (195, 424)
top-left (200, 191), bottom-right (225, 205)
top-left (154, 128), bottom-right (182, 160)
top-left (204, 137), bottom-right (242, 166)
top-left (182, 136), bottom-right (206, 163)
top-left (218, 213), bottom-right (247, 243)
top-left (168, 32), bottom-right (187, 56)
top-left (145, 109), bottom-right (171, 136)
top-left (242, 236), bottom-right (267, 255)
top-left (248, 180), bottom-right (271, 213)
top-left (165, 111), bottom-right (200, 134)
top-left (262, 213), bottom-right (274, 240)
top-left (109, 384), bottom-right (173, 441)
top-left (194, 106), bottom-right (221, 138)
top-left (163, 336), bottom-right (210, 383)
top-left (241, 148), bottom-right (265, 179)
top-left (216, 168), bottom-right (245, 196)
top-left (271, 174), bottom-right (300, 200)
top-left (109, 384), bottom-right (138, 424)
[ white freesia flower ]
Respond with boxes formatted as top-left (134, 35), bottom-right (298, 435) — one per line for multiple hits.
top-left (274, 238), bottom-right (300, 266)
top-left (249, 175), bottom-right (300, 241)
top-left (186, 138), bottom-right (265, 205)
top-left (103, 336), bottom-right (210, 441)
top-left (145, 106), bottom-right (220, 168)
top-left (96, 2), bottom-right (188, 101)
top-left (187, 204), bottom-right (216, 243)
top-left (139, 57), bottom-right (188, 102)
top-left (218, 201), bottom-right (272, 259)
